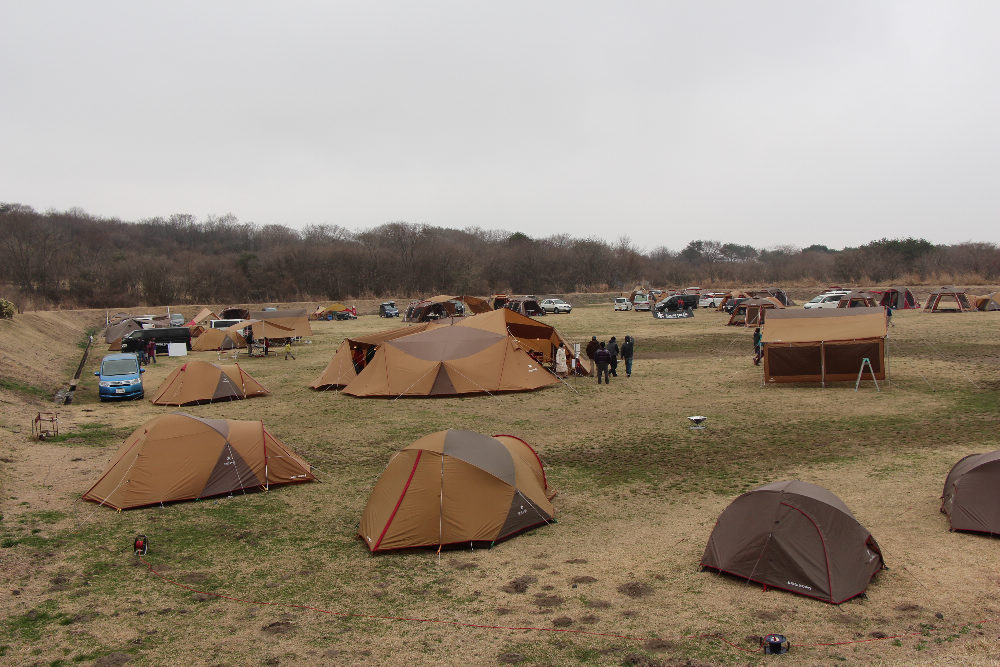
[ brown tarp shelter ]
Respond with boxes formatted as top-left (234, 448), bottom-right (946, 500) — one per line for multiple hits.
top-left (358, 430), bottom-right (555, 551)
top-left (923, 286), bottom-right (972, 312)
top-left (761, 308), bottom-right (887, 384)
top-left (248, 309), bottom-right (312, 337)
top-left (404, 295), bottom-right (491, 322)
top-left (150, 361), bottom-right (269, 405)
top-left (973, 292), bottom-right (1000, 311)
top-left (189, 307), bottom-right (219, 325)
top-left (941, 449), bottom-right (1000, 535)
top-left (82, 413), bottom-right (314, 510)
top-left (748, 287), bottom-right (795, 306)
top-left (105, 318), bottom-right (142, 344)
top-left (310, 323), bottom-right (435, 389)
top-left (342, 324), bottom-right (558, 397)
top-left (726, 298), bottom-right (782, 326)
top-left (191, 328), bottom-right (247, 351)
top-left (311, 303), bottom-right (348, 319)
top-left (701, 480), bottom-right (885, 604)
top-left (837, 291), bottom-right (878, 308)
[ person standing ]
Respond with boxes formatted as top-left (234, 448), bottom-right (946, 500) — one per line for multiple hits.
top-left (752, 327), bottom-right (762, 366)
top-left (585, 336), bottom-right (599, 375)
top-left (620, 335), bottom-right (635, 377)
top-left (607, 336), bottom-right (620, 377)
top-left (284, 340), bottom-right (296, 360)
top-left (555, 342), bottom-right (568, 378)
top-left (147, 338), bottom-right (157, 364)
top-left (886, 305), bottom-right (894, 327)
top-left (263, 337), bottom-right (269, 356)
top-left (594, 341), bottom-right (612, 385)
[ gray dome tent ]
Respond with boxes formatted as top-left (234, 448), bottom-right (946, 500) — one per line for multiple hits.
top-left (701, 480), bottom-right (885, 604)
top-left (942, 449), bottom-right (1000, 535)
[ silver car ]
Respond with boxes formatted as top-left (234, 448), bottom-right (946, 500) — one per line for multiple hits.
top-left (540, 298), bottom-right (572, 313)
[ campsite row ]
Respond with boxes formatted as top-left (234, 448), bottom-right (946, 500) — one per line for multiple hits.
top-left (81, 412), bottom-right (1000, 605)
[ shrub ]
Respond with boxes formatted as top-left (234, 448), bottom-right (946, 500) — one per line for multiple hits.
top-left (0, 298), bottom-right (15, 319)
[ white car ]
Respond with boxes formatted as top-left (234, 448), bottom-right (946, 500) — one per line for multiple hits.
top-left (540, 298), bottom-right (572, 314)
top-left (613, 297), bottom-right (632, 311)
top-left (698, 292), bottom-right (730, 308)
top-left (803, 291), bottom-right (851, 309)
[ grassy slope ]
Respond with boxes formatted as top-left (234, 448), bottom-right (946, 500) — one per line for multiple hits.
top-left (1, 305), bottom-right (998, 666)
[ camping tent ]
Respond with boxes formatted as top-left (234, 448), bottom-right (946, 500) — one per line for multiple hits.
top-left (973, 292), bottom-right (1000, 311)
top-left (342, 324), bottom-right (558, 397)
top-left (404, 295), bottom-right (491, 322)
top-left (105, 318), bottom-right (142, 344)
top-left (837, 291), bottom-right (878, 308)
top-left (761, 308), bottom-right (887, 385)
top-left (450, 307), bottom-right (582, 367)
top-left (311, 303), bottom-right (348, 319)
top-left (701, 480), bottom-right (885, 604)
top-left (874, 287), bottom-right (919, 310)
top-left (358, 430), bottom-right (555, 551)
top-left (749, 287), bottom-right (795, 306)
top-left (941, 449), bottom-right (1000, 535)
top-left (247, 309), bottom-right (312, 337)
top-left (82, 413), bottom-right (314, 510)
top-left (189, 307), bottom-right (219, 325)
top-left (191, 328), bottom-right (247, 351)
top-left (150, 361), bottom-right (269, 405)
top-left (310, 322), bottom-right (435, 389)
top-left (726, 298), bottom-right (782, 326)
top-left (923, 287), bottom-right (972, 312)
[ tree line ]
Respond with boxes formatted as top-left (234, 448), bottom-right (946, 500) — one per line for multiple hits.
top-left (1, 203), bottom-right (997, 309)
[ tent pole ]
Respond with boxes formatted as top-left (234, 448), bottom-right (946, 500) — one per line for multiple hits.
top-left (820, 341), bottom-right (825, 388)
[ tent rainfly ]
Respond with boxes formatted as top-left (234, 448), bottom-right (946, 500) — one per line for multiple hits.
top-left (150, 361), bottom-right (269, 405)
top-left (837, 291), bottom-right (878, 308)
top-left (761, 307), bottom-right (887, 385)
top-left (726, 298), bottom-right (782, 326)
top-left (923, 287), bottom-right (972, 312)
top-left (973, 292), bottom-right (1000, 311)
top-left (403, 295), bottom-right (492, 322)
top-left (941, 449), bottom-right (1000, 535)
top-left (701, 480), bottom-right (885, 604)
top-left (875, 287), bottom-right (919, 310)
top-left (191, 328), bottom-right (246, 351)
top-left (82, 413), bottom-right (314, 510)
top-left (359, 430), bottom-right (555, 551)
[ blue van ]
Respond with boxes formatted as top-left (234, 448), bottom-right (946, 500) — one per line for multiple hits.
top-left (95, 353), bottom-right (145, 401)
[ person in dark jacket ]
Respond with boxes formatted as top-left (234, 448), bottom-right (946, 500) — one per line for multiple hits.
top-left (620, 335), bottom-right (635, 377)
top-left (146, 338), bottom-right (157, 364)
top-left (607, 336), bottom-right (620, 377)
top-left (594, 341), bottom-right (612, 385)
top-left (752, 327), bottom-right (762, 365)
top-left (585, 336), bottom-right (599, 375)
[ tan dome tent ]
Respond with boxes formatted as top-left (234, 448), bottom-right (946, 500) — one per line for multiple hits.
top-left (150, 361), bottom-right (269, 405)
top-left (451, 307), bottom-right (583, 367)
top-left (359, 430), bottom-right (555, 551)
top-left (82, 413), bottom-right (315, 510)
top-left (923, 286), bottom-right (972, 312)
top-left (701, 480), bottom-right (885, 604)
top-left (188, 307), bottom-right (219, 325)
top-left (837, 291), bottom-right (878, 308)
top-left (342, 324), bottom-right (558, 397)
top-left (973, 292), bottom-right (1000, 311)
top-left (191, 328), bottom-right (247, 351)
top-left (874, 287), bottom-right (919, 310)
top-left (310, 322), bottom-right (435, 390)
top-left (941, 449), bottom-right (1000, 535)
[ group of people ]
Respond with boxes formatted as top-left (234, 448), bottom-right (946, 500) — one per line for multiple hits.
top-left (584, 334), bottom-right (635, 385)
top-left (138, 338), bottom-right (157, 365)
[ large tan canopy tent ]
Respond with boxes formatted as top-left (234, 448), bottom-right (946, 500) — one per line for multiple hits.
top-left (701, 480), bottom-right (885, 604)
top-left (150, 361), bottom-right (269, 405)
top-left (248, 309), bottom-right (312, 337)
top-left (191, 328), bottom-right (247, 351)
top-left (82, 413), bottom-right (314, 510)
top-left (941, 449), bottom-right (1000, 535)
top-left (726, 298), bottom-right (782, 326)
top-left (404, 295), bottom-right (491, 322)
top-left (837, 291), bottom-right (878, 308)
top-left (923, 286), bottom-right (972, 312)
top-left (761, 308), bottom-right (887, 384)
top-left (359, 430), bottom-right (555, 551)
top-left (342, 325), bottom-right (558, 397)
top-left (310, 322), bottom-right (435, 390)
top-left (311, 303), bottom-right (347, 319)
top-left (451, 307), bottom-right (584, 368)
top-left (188, 307), bottom-right (219, 325)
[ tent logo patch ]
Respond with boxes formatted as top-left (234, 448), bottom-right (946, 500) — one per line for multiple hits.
top-left (787, 581), bottom-right (812, 591)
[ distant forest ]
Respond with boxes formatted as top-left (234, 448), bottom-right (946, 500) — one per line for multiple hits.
top-left (1, 203), bottom-right (998, 309)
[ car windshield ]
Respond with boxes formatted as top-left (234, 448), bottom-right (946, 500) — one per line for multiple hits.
top-left (102, 359), bottom-right (138, 376)
top-left (807, 296), bottom-right (825, 303)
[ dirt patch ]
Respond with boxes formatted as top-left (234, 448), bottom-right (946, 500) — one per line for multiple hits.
top-left (642, 639), bottom-right (677, 652)
top-left (617, 581), bottom-right (654, 598)
top-left (501, 576), bottom-right (537, 594)
top-left (261, 621), bottom-right (296, 635)
top-left (94, 653), bottom-right (132, 667)
top-left (533, 593), bottom-right (564, 608)
top-left (497, 652), bottom-right (524, 664)
top-left (571, 575), bottom-right (597, 584)
top-left (552, 616), bottom-right (573, 627)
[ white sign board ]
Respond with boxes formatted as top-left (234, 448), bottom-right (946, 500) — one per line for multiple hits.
top-left (167, 342), bottom-right (188, 357)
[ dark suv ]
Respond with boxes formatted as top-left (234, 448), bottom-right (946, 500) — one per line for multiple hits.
top-left (121, 327), bottom-right (192, 354)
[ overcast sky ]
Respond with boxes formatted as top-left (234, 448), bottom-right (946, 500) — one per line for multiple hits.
top-left (2, 1), bottom-right (998, 251)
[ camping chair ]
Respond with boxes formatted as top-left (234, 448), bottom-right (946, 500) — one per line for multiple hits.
top-left (32, 412), bottom-right (59, 440)
top-left (218, 348), bottom-right (240, 362)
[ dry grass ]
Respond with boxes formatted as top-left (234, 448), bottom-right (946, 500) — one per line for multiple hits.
top-left (1, 303), bottom-right (999, 666)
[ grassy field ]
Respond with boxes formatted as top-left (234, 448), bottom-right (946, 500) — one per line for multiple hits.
top-left (1, 303), bottom-right (999, 666)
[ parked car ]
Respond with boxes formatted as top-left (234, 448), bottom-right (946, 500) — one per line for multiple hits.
top-left (121, 327), bottom-right (192, 354)
top-left (209, 319), bottom-right (243, 329)
top-left (614, 297), bottom-right (632, 311)
top-left (803, 290), bottom-right (851, 309)
top-left (95, 353), bottom-right (145, 401)
top-left (540, 298), bottom-right (572, 314)
top-left (632, 293), bottom-right (652, 311)
top-left (334, 310), bottom-right (357, 320)
top-left (698, 292), bottom-right (730, 308)
top-left (168, 313), bottom-right (186, 326)
top-left (379, 301), bottom-right (399, 317)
